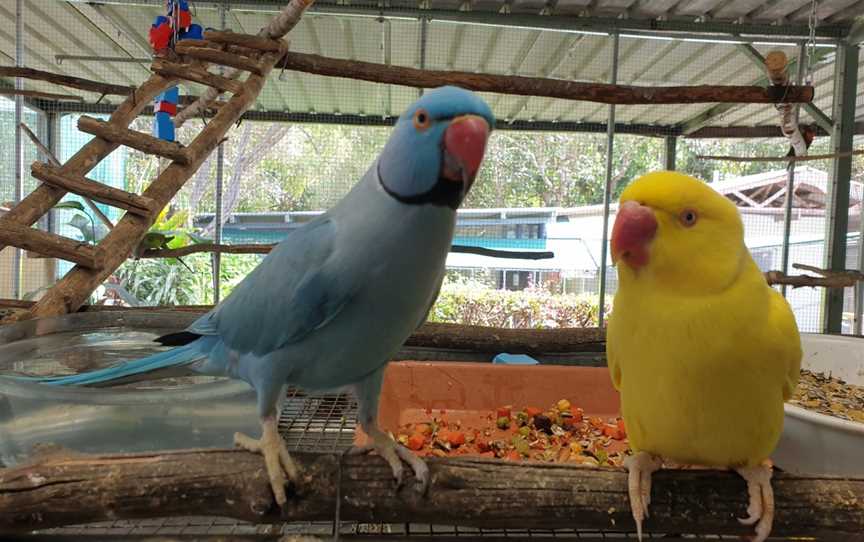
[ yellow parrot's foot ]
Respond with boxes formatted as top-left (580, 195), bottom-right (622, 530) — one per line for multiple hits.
top-left (347, 425), bottom-right (430, 494)
top-left (735, 460), bottom-right (774, 542)
top-left (234, 415), bottom-right (299, 507)
top-left (622, 451), bottom-right (662, 541)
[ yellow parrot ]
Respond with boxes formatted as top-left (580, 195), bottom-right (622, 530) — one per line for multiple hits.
top-left (606, 171), bottom-right (802, 542)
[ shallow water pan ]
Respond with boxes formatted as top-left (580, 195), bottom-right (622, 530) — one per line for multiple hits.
top-left (0, 311), bottom-right (258, 467)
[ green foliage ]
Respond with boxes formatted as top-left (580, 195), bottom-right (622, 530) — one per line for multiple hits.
top-left (115, 254), bottom-right (213, 306)
top-left (430, 276), bottom-right (609, 329)
top-left (466, 133), bottom-right (663, 208)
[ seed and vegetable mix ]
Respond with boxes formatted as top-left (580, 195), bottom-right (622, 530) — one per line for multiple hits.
top-left (395, 370), bottom-right (863, 463)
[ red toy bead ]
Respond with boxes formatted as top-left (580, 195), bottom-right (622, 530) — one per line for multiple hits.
top-left (154, 101), bottom-right (178, 115)
top-left (149, 21), bottom-right (172, 51)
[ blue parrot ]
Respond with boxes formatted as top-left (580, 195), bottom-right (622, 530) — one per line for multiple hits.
top-left (11, 86), bottom-right (494, 506)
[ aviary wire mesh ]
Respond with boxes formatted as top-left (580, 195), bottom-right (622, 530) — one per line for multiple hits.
top-left (0, 0), bottom-right (860, 334)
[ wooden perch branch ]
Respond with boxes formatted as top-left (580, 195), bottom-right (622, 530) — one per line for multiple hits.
top-left (0, 66), bottom-right (135, 96)
top-left (139, 242), bottom-right (554, 261)
top-left (407, 322), bottom-right (605, 353)
top-left (0, 89), bottom-right (82, 101)
top-left (0, 448), bottom-right (861, 537)
top-left (279, 52), bottom-right (814, 105)
top-left (765, 263), bottom-right (864, 289)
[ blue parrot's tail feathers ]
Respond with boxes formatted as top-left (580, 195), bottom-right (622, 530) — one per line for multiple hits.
top-left (15, 342), bottom-right (207, 387)
top-left (154, 330), bottom-right (202, 347)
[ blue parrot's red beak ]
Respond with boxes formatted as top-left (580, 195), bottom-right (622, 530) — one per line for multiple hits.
top-left (611, 200), bottom-right (657, 269)
top-left (441, 115), bottom-right (490, 185)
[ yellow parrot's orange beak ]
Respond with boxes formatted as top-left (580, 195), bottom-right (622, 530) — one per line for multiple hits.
top-left (611, 200), bottom-right (657, 269)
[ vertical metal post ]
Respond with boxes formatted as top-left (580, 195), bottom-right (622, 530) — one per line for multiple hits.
top-left (823, 42), bottom-right (858, 333)
top-left (780, 42), bottom-right (808, 298)
top-left (597, 32), bottom-right (619, 329)
top-left (12, 0), bottom-right (24, 299)
top-left (663, 136), bottom-right (676, 171)
top-left (418, 17), bottom-right (428, 97)
top-left (212, 2), bottom-right (228, 305)
top-left (381, 17), bottom-right (392, 117)
top-left (42, 112), bottom-right (57, 234)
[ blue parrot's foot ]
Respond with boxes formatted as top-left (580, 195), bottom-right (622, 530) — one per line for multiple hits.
top-left (622, 451), bottom-right (662, 542)
top-left (348, 427), bottom-right (429, 495)
top-left (234, 416), bottom-right (299, 507)
top-left (735, 460), bottom-right (774, 542)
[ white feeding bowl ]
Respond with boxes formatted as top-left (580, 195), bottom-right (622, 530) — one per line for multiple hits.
top-left (773, 333), bottom-right (864, 477)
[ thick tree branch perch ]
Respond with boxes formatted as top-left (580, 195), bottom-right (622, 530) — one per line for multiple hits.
top-left (0, 66), bottom-right (135, 96)
top-left (139, 242), bottom-right (554, 260)
top-left (0, 449), bottom-right (861, 537)
top-left (0, 302), bottom-right (603, 353)
top-left (279, 52), bottom-right (814, 105)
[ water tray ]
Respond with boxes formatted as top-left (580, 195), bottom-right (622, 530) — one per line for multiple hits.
top-left (0, 311), bottom-right (257, 466)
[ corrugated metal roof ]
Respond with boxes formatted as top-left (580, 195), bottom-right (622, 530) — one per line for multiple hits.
top-left (0, 0), bottom-right (861, 131)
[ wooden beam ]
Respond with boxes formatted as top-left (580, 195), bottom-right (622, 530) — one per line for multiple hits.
top-left (0, 449), bottom-right (861, 537)
top-left (0, 66), bottom-right (135, 96)
top-left (278, 51), bottom-right (814, 105)
top-left (0, 222), bottom-right (103, 268)
top-left (0, 89), bottom-right (82, 102)
top-left (697, 149), bottom-right (864, 162)
top-left (30, 162), bottom-right (157, 216)
top-left (176, 46), bottom-right (264, 76)
top-left (151, 59), bottom-right (246, 94)
top-left (77, 116), bottom-right (190, 165)
top-left (0, 73), bottom-right (177, 253)
top-left (203, 30), bottom-right (287, 52)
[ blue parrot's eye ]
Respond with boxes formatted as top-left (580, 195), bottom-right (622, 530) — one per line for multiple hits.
top-left (413, 109), bottom-right (431, 131)
top-left (680, 209), bottom-right (698, 227)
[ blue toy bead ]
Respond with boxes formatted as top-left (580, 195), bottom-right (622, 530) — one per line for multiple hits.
top-left (179, 24), bottom-right (203, 41)
top-left (163, 86), bottom-right (179, 103)
top-left (153, 15), bottom-right (169, 26)
top-left (492, 353), bottom-right (540, 365)
top-left (153, 111), bottom-right (175, 142)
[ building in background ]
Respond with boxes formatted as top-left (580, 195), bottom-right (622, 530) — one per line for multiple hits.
top-left (197, 167), bottom-right (859, 332)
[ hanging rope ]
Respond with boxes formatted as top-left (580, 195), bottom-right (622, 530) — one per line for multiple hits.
top-left (806, 0), bottom-right (818, 86)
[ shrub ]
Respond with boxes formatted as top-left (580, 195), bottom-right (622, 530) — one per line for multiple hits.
top-left (430, 277), bottom-right (610, 328)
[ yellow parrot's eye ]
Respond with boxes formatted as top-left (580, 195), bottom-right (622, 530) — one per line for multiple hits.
top-left (680, 209), bottom-right (698, 227)
top-left (413, 109), bottom-right (431, 131)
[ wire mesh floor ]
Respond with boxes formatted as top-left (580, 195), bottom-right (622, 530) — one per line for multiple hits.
top-left (36, 388), bottom-right (758, 540)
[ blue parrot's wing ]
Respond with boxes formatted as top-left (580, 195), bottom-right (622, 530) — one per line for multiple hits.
top-left (415, 271), bottom-right (444, 330)
top-left (188, 217), bottom-right (355, 356)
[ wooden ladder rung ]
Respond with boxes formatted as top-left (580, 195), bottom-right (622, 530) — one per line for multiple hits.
top-left (203, 30), bottom-right (288, 53)
top-left (151, 59), bottom-right (245, 95)
top-left (174, 44), bottom-right (264, 76)
top-left (77, 116), bottom-right (189, 165)
top-left (31, 162), bottom-right (158, 217)
top-left (0, 222), bottom-right (104, 269)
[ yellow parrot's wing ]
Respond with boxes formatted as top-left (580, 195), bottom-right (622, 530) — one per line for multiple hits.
top-left (606, 314), bottom-right (622, 391)
top-left (767, 288), bottom-right (802, 401)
